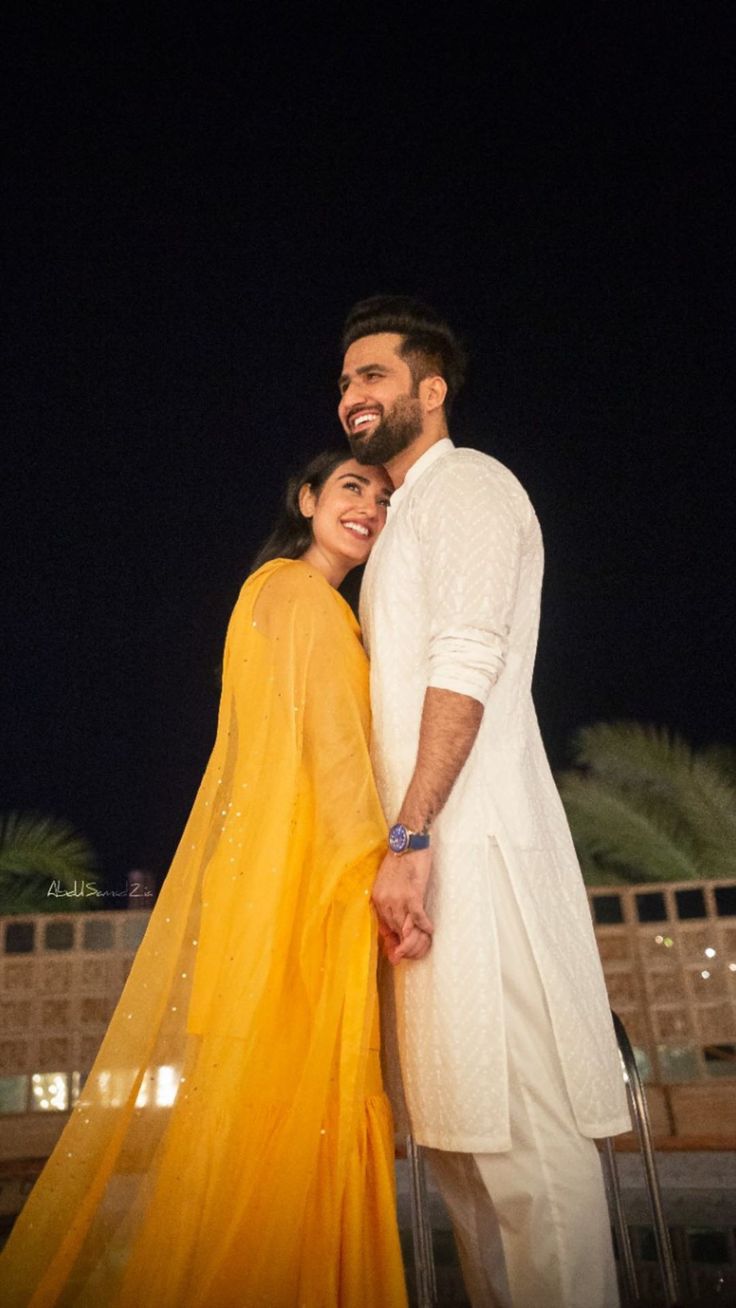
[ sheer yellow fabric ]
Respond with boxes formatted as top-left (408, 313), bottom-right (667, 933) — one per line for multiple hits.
top-left (0, 560), bottom-right (408, 1307)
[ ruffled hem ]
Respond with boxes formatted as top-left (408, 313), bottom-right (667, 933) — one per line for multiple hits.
top-left (44, 1093), bottom-right (407, 1307)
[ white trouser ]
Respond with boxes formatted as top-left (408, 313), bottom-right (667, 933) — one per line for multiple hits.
top-left (425, 842), bottom-right (619, 1308)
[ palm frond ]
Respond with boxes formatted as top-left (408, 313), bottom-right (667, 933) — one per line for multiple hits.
top-left (558, 771), bottom-right (700, 883)
top-left (0, 812), bottom-right (96, 890)
top-left (0, 869), bottom-right (92, 913)
top-left (573, 847), bottom-right (630, 887)
top-left (571, 721), bottom-right (691, 795)
top-left (569, 721), bottom-right (736, 875)
top-left (700, 743), bottom-right (736, 784)
top-left (679, 757), bottom-right (736, 876)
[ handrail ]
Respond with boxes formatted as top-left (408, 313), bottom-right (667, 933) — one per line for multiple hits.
top-left (610, 1010), bottom-right (681, 1306)
top-left (406, 1134), bottom-right (437, 1307)
top-left (602, 1134), bottom-right (640, 1302)
top-left (407, 1012), bottom-right (682, 1307)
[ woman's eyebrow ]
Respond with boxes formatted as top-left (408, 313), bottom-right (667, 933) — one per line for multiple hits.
top-left (337, 472), bottom-right (393, 498)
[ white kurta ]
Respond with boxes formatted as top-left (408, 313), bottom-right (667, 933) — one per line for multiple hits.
top-left (361, 438), bottom-right (630, 1151)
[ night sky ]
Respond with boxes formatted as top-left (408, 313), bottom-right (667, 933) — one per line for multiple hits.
top-left (2, 7), bottom-right (733, 886)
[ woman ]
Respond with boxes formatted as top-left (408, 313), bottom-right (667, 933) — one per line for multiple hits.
top-left (0, 452), bottom-right (409, 1307)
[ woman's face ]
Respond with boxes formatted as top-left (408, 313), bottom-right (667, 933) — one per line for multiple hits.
top-left (299, 459), bottom-right (393, 584)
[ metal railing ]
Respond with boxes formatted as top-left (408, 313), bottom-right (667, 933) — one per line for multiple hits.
top-left (406, 1010), bottom-right (682, 1308)
top-left (406, 1134), bottom-right (437, 1308)
top-left (603, 1011), bottom-right (680, 1306)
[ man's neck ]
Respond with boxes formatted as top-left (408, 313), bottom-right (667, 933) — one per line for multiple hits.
top-left (387, 429), bottom-right (449, 488)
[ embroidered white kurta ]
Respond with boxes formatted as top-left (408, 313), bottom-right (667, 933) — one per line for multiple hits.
top-left (361, 439), bottom-right (630, 1151)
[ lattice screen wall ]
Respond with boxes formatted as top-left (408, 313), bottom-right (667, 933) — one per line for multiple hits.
top-left (1, 886), bottom-right (735, 1099)
top-left (588, 880), bottom-right (736, 1082)
top-left (0, 914), bottom-right (148, 1098)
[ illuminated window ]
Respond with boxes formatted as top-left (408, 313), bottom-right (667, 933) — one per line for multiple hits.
top-left (31, 1072), bottom-right (69, 1112)
top-left (0, 1075), bottom-right (28, 1113)
top-left (134, 1065), bottom-right (179, 1108)
top-left (155, 1065), bottom-right (178, 1107)
top-left (93, 1067), bottom-right (139, 1108)
top-left (656, 1044), bottom-right (700, 1083)
top-left (632, 1046), bottom-right (652, 1083)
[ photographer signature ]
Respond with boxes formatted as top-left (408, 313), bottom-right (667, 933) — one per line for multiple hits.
top-left (47, 880), bottom-right (154, 899)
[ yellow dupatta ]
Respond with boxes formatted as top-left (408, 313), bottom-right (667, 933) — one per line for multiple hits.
top-left (0, 560), bottom-right (407, 1307)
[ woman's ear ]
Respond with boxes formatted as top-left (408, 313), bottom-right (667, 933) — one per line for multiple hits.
top-left (298, 483), bottom-right (316, 518)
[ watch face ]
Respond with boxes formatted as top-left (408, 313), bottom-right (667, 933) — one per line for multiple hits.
top-left (388, 823), bottom-right (409, 854)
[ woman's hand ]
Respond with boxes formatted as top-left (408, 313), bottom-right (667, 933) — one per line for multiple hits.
top-left (377, 916), bottom-right (433, 965)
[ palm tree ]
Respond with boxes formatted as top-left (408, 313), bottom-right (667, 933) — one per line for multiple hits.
top-left (557, 722), bottom-right (736, 886)
top-left (0, 812), bottom-right (98, 914)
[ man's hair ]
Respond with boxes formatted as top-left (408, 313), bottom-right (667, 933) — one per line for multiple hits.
top-left (341, 294), bottom-right (467, 413)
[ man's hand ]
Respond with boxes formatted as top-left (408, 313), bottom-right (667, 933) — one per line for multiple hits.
top-left (378, 916), bottom-right (433, 965)
top-left (371, 846), bottom-right (434, 945)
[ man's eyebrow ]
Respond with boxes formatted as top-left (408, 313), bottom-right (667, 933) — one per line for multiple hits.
top-left (338, 363), bottom-right (390, 389)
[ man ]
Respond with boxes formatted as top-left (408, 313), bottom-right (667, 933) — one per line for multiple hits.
top-left (337, 295), bottom-right (630, 1308)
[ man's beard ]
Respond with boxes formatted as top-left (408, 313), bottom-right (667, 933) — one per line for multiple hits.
top-left (348, 394), bottom-right (424, 465)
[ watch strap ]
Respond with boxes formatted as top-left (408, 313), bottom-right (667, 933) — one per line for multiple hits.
top-left (388, 822), bottom-right (431, 855)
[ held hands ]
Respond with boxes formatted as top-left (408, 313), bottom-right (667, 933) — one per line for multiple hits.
top-left (378, 917), bottom-right (433, 965)
top-left (371, 847), bottom-right (434, 966)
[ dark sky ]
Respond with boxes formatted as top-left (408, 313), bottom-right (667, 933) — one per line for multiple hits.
top-left (2, 6), bottom-right (733, 884)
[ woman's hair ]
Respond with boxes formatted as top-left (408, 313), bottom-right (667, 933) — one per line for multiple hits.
top-left (249, 449), bottom-right (352, 574)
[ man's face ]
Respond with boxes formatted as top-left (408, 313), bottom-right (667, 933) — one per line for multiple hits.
top-left (338, 332), bottom-right (424, 464)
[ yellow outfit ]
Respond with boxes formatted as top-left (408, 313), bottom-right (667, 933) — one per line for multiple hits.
top-left (0, 560), bottom-right (408, 1308)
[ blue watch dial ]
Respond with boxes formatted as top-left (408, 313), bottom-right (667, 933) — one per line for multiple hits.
top-left (388, 823), bottom-right (410, 854)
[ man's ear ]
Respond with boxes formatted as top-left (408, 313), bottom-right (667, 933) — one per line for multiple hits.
top-left (298, 483), bottom-right (315, 518)
top-left (421, 373), bottom-right (448, 413)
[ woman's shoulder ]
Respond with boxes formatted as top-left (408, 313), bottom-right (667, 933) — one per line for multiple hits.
top-left (249, 558), bottom-right (328, 603)
top-left (248, 559), bottom-right (358, 633)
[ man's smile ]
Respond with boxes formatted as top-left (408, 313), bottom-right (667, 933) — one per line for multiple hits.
top-left (347, 406), bottom-right (382, 433)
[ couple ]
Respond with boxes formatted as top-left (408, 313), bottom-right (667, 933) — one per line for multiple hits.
top-left (0, 297), bottom-right (629, 1307)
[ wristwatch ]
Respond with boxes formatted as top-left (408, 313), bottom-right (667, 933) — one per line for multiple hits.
top-left (388, 823), bottom-right (431, 855)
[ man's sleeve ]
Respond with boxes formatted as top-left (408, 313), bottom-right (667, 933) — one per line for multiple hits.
top-left (413, 461), bottom-right (526, 705)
